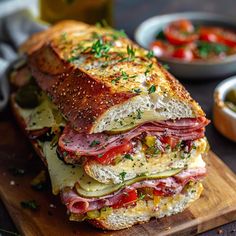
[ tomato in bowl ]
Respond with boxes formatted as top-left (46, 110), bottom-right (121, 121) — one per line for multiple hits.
top-left (135, 12), bottom-right (236, 79)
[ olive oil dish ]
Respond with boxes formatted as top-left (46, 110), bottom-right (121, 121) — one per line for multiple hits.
top-left (10, 20), bottom-right (209, 230)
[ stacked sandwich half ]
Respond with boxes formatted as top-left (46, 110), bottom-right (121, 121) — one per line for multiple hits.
top-left (10, 21), bottom-right (209, 230)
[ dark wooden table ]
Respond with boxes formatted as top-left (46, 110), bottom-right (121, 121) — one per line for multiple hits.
top-left (1, 0), bottom-right (236, 235)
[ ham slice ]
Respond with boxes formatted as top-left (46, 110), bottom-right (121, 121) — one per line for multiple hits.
top-left (58, 117), bottom-right (209, 159)
top-left (61, 167), bottom-right (206, 214)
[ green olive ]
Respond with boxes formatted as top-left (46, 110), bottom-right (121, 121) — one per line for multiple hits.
top-left (225, 101), bottom-right (236, 113)
top-left (15, 83), bottom-right (41, 108)
top-left (225, 89), bottom-right (236, 105)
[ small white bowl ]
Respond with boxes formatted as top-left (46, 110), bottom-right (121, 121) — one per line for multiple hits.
top-left (213, 76), bottom-right (236, 142)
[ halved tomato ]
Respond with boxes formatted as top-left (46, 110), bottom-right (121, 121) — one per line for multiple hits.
top-left (199, 26), bottom-right (236, 47)
top-left (164, 19), bottom-right (198, 45)
top-left (199, 27), bottom-right (221, 43)
top-left (160, 136), bottom-right (180, 149)
top-left (93, 141), bottom-right (133, 165)
top-left (112, 189), bottom-right (138, 209)
top-left (172, 47), bottom-right (194, 61)
top-left (218, 30), bottom-right (236, 47)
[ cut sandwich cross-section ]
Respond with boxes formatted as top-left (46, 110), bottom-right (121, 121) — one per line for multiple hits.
top-left (10, 20), bottom-right (210, 231)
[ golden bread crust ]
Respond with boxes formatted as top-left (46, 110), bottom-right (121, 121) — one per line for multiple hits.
top-left (22, 21), bottom-right (204, 133)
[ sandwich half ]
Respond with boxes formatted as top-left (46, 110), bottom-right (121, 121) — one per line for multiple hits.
top-left (10, 20), bottom-right (209, 230)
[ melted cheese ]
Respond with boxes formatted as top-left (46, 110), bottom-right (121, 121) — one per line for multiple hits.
top-left (42, 140), bottom-right (206, 197)
top-left (88, 138), bottom-right (207, 184)
top-left (15, 95), bottom-right (65, 130)
top-left (43, 142), bottom-right (83, 195)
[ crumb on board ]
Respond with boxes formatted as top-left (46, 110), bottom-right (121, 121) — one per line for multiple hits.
top-left (217, 229), bottom-right (224, 234)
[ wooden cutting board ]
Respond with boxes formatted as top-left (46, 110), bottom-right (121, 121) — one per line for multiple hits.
top-left (0, 120), bottom-right (236, 236)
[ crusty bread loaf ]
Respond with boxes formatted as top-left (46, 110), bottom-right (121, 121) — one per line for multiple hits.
top-left (10, 79), bottom-right (204, 231)
top-left (81, 182), bottom-right (202, 230)
top-left (21, 21), bottom-right (204, 133)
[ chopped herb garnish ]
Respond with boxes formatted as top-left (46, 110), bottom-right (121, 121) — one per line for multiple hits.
top-left (138, 192), bottom-right (146, 200)
top-left (101, 61), bottom-right (109, 68)
top-left (97, 154), bottom-right (103, 158)
top-left (63, 151), bottom-right (68, 157)
top-left (162, 64), bottom-right (170, 70)
top-left (95, 19), bottom-right (109, 28)
top-left (89, 140), bottom-right (101, 147)
top-left (91, 38), bottom-right (111, 58)
top-left (146, 50), bottom-right (154, 59)
top-left (127, 45), bottom-right (136, 59)
top-left (21, 200), bottom-right (39, 211)
top-left (111, 29), bottom-right (127, 40)
top-left (9, 167), bottom-right (25, 176)
top-left (148, 84), bottom-right (156, 94)
top-left (146, 146), bottom-right (160, 156)
top-left (156, 30), bottom-right (166, 40)
top-left (137, 108), bottom-right (143, 119)
top-left (60, 32), bottom-right (67, 41)
top-left (144, 63), bottom-right (153, 76)
top-left (123, 154), bottom-right (133, 160)
top-left (132, 88), bottom-right (142, 94)
top-left (121, 71), bottom-right (129, 80)
top-left (119, 171), bottom-right (127, 182)
top-left (197, 41), bottom-right (228, 58)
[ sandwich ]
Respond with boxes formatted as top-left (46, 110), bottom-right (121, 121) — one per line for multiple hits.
top-left (10, 20), bottom-right (209, 230)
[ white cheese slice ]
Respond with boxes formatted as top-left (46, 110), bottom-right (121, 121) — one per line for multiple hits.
top-left (15, 95), bottom-right (65, 130)
top-left (43, 142), bottom-right (83, 195)
top-left (42, 140), bottom-right (206, 196)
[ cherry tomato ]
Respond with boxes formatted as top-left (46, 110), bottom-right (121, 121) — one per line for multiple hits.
top-left (93, 142), bottom-right (133, 165)
top-left (172, 47), bottom-right (194, 61)
top-left (160, 136), bottom-right (180, 149)
top-left (164, 19), bottom-right (198, 45)
top-left (150, 40), bottom-right (173, 57)
top-left (218, 31), bottom-right (236, 47)
top-left (199, 27), bottom-right (221, 43)
top-left (153, 189), bottom-right (165, 196)
top-left (112, 190), bottom-right (138, 209)
top-left (199, 26), bottom-right (236, 47)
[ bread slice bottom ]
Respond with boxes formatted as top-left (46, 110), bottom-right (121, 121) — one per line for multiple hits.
top-left (70, 182), bottom-right (203, 230)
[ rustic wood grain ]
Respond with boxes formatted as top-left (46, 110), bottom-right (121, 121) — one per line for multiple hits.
top-left (0, 121), bottom-right (236, 236)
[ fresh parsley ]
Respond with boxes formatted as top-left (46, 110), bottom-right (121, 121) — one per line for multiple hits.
top-left (197, 41), bottom-right (228, 58)
top-left (132, 88), bottom-right (142, 94)
top-left (138, 192), bottom-right (146, 200)
top-left (9, 167), bottom-right (25, 176)
top-left (119, 171), bottom-right (127, 182)
top-left (162, 63), bottom-right (170, 70)
top-left (146, 50), bottom-right (154, 59)
top-left (155, 30), bottom-right (166, 40)
top-left (137, 108), bottom-right (143, 119)
top-left (127, 45), bottom-right (136, 59)
top-left (123, 154), bottom-right (133, 160)
top-left (144, 63), bottom-right (153, 76)
top-left (91, 38), bottom-right (111, 58)
top-left (89, 140), bottom-right (101, 147)
top-left (148, 84), bottom-right (156, 94)
top-left (20, 200), bottom-right (39, 211)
